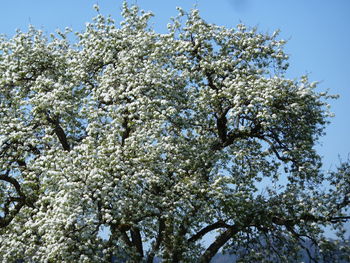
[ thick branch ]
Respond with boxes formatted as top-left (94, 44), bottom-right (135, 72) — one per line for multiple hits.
top-left (211, 124), bottom-right (261, 151)
top-left (147, 218), bottom-right (165, 263)
top-left (0, 172), bottom-right (24, 197)
top-left (46, 113), bottom-right (70, 151)
top-left (121, 115), bottom-right (131, 147)
top-left (215, 109), bottom-right (231, 143)
top-left (53, 125), bottom-right (71, 151)
top-left (0, 171), bottom-right (26, 228)
top-left (271, 212), bottom-right (350, 233)
top-left (199, 226), bottom-right (240, 263)
top-left (329, 216), bottom-right (350, 223)
top-left (0, 200), bottom-right (25, 228)
top-left (188, 221), bottom-right (231, 243)
top-left (130, 227), bottom-right (144, 258)
top-left (121, 231), bottom-right (133, 247)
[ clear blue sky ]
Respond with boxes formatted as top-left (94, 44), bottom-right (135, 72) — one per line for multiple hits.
top-left (1, 0), bottom-right (349, 169)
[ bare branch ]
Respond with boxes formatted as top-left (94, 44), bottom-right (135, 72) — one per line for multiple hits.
top-left (45, 113), bottom-right (70, 151)
top-left (199, 226), bottom-right (240, 263)
top-left (188, 220), bottom-right (231, 243)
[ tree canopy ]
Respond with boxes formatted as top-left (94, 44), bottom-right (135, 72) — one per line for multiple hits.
top-left (0, 3), bottom-right (349, 262)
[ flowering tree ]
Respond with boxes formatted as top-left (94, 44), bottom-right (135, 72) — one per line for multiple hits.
top-left (0, 3), bottom-right (349, 262)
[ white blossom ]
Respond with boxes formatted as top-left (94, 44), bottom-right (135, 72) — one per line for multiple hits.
top-left (0, 2), bottom-right (349, 263)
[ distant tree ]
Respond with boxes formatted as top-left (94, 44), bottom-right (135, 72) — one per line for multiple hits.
top-left (0, 3), bottom-right (349, 262)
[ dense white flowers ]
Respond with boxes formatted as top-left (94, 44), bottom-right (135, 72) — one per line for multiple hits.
top-left (0, 2), bottom-right (349, 263)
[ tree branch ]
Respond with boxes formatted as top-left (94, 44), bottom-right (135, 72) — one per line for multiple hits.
top-left (147, 218), bottom-right (165, 263)
top-left (45, 113), bottom-right (70, 151)
top-left (199, 226), bottom-right (240, 263)
top-left (0, 171), bottom-right (27, 228)
top-left (121, 115), bottom-right (131, 147)
top-left (130, 227), bottom-right (144, 258)
top-left (188, 220), bottom-right (231, 243)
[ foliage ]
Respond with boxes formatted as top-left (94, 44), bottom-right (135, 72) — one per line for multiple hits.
top-left (0, 3), bottom-right (349, 262)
